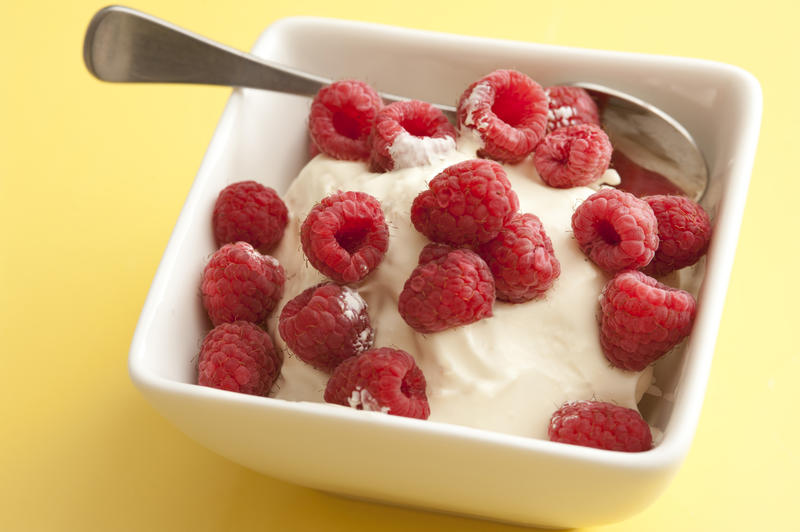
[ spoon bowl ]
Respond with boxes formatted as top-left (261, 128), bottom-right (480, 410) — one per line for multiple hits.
top-left (83, 5), bottom-right (708, 200)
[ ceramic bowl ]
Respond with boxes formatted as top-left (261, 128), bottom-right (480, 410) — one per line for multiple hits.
top-left (129, 17), bottom-right (761, 528)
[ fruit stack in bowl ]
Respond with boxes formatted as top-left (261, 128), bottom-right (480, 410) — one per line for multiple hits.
top-left (193, 69), bottom-right (711, 453)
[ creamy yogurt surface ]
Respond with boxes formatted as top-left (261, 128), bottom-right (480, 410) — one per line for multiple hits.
top-left (267, 137), bottom-right (651, 440)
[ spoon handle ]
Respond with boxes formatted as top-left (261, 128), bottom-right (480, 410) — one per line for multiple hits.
top-left (84, 6), bottom-right (330, 94)
top-left (83, 6), bottom-right (456, 116)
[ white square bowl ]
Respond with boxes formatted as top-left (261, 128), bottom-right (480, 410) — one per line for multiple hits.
top-left (128, 17), bottom-right (762, 528)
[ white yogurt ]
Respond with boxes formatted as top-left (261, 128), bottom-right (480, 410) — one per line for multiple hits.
top-left (267, 138), bottom-right (651, 439)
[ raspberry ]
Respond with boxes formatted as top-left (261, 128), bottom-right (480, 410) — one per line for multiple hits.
top-left (398, 247), bottom-right (494, 334)
top-left (323, 347), bottom-right (430, 419)
top-left (456, 69), bottom-right (548, 163)
top-left (410, 159), bottom-right (520, 247)
top-left (476, 213), bottom-right (560, 303)
top-left (642, 195), bottom-right (712, 276)
top-left (212, 180), bottom-right (289, 252)
top-left (201, 242), bottom-right (285, 326)
top-left (548, 401), bottom-right (652, 452)
top-left (599, 270), bottom-right (697, 371)
top-left (571, 188), bottom-right (659, 272)
top-left (300, 191), bottom-right (389, 284)
top-left (308, 79), bottom-right (383, 161)
top-left (197, 321), bottom-right (282, 396)
top-left (534, 124), bottom-right (613, 188)
top-left (278, 282), bottom-right (374, 373)
top-left (368, 100), bottom-right (457, 172)
top-left (545, 86), bottom-right (601, 132)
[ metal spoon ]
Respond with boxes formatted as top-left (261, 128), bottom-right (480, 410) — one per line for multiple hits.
top-left (83, 5), bottom-right (708, 200)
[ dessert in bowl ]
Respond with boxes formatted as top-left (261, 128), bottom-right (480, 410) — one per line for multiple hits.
top-left (128, 16), bottom-right (761, 528)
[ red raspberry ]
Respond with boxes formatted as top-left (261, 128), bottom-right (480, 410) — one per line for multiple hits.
top-left (599, 270), bottom-right (697, 371)
top-left (476, 213), bottom-right (560, 303)
top-left (278, 282), bottom-right (374, 373)
top-left (201, 242), bottom-right (285, 326)
top-left (457, 69), bottom-right (548, 163)
top-left (544, 86), bottom-right (601, 132)
top-left (300, 191), bottom-right (389, 283)
top-left (323, 347), bottom-right (430, 419)
top-left (308, 79), bottom-right (383, 161)
top-left (368, 100), bottom-right (457, 172)
top-left (642, 195), bottom-right (712, 276)
top-left (548, 401), bottom-right (652, 452)
top-left (571, 188), bottom-right (659, 272)
top-left (410, 159), bottom-right (519, 247)
top-left (534, 124), bottom-right (613, 188)
top-left (212, 180), bottom-right (288, 253)
top-left (197, 321), bottom-right (282, 396)
top-left (398, 247), bottom-right (495, 334)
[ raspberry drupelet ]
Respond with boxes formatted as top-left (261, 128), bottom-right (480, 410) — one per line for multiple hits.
top-left (571, 188), bottom-right (659, 272)
top-left (599, 270), bottom-right (697, 371)
top-left (197, 321), bottom-right (282, 396)
top-left (324, 347), bottom-right (430, 419)
top-left (278, 282), bottom-right (374, 373)
top-left (411, 159), bottom-right (520, 247)
top-left (308, 79), bottom-right (384, 161)
top-left (212, 180), bottom-right (288, 253)
top-left (201, 241), bottom-right (285, 326)
top-left (300, 190), bottom-right (389, 284)
top-left (368, 100), bottom-right (457, 172)
top-left (548, 400), bottom-right (652, 452)
top-left (398, 246), bottom-right (495, 334)
top-left (457, 69), bottom-right (549, 163)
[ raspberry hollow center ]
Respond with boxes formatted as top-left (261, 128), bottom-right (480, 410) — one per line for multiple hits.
top-left (332, 110), bottom-right (363, 140)
top-left (595, 220), bottom-right (621, 245)
top-left (401, 117), bottom-right (434, 138)
top-left (492, 88), bottom-right (528, 127)
top-left (400, 376), bottom-right (411, 398)
top-left (336, 223), bottom-right (370, 254)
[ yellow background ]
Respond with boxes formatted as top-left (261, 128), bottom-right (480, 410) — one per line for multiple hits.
top-left (1, 0), bottom-right (797, 530)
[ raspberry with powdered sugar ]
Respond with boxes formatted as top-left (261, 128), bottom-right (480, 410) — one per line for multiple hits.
top-left (368, 100), bottom-right (457, 172)
top-left (456, 69), bottom-right (548, 163)
top-left (278, 282), bottom-right (374, 373)
top-left (544, 85), bottom-right (601, 132)
top-left (323, 347), bottom-right (430, 419)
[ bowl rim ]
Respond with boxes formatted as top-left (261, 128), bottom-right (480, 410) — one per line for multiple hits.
top-left (129, 14), bottom-right (763, 474)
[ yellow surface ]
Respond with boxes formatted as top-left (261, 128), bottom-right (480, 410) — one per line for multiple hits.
top-left (1, 0), bottom-right (797, 530)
